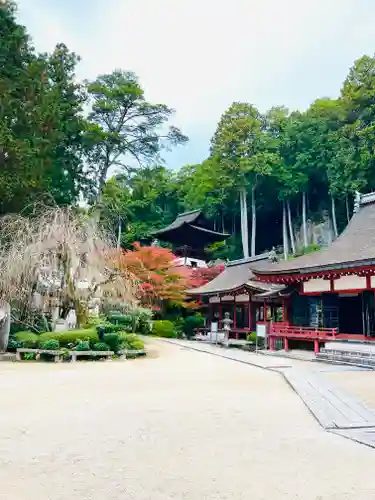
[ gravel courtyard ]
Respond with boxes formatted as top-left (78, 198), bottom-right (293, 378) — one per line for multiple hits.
top-left (1, 340), bottom-right (375, 500)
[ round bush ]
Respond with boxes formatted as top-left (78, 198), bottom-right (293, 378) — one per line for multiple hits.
top-left (39, 339), bottom-right (60, 350)
top-left (103, 333), bottom-right (121, 353)
top-left (93, 342), bottom-right (111, 352)
top-left (75, 340), bottom-right (91, 351)
top-left (152, 320), bottom-right (176, 338)
top-left (7, 338), bottom-right (21, 352)
top-left (15, 331), bottom-right (39, 348)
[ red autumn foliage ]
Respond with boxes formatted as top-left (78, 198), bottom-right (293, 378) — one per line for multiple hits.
top-left (189, 265), bottom-right (224, 289)
top-left (116, 243), bottom-right (193, 309)
top-left (114, 243), bottom-right (224, 309)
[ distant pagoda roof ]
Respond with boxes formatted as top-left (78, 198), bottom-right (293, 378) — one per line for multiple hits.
top-left (151, 209), bottom-right (230, 248)
top-left (252, 191), bottom-right (375, 280)
top-left (188, 253), bottom-right (284, 296)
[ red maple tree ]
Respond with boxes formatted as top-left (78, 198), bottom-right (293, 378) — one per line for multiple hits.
top-left (115, 243), bottom-right (224, 310)
top-left (116, 243), bottom-right (193, 309)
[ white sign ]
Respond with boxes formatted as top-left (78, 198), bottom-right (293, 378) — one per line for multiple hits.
top-left (256, 323), bottom-right (266, 338)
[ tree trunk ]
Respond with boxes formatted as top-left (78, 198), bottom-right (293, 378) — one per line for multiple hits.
top-left (302, 191), bottom-right (308, 247)
top-left (221, 212), bottom-right (225, 234)
top-left (239, 187), bottom-right (249, 259)
top-left (331, 195), bottom-right (338, 238)
top-left (282, 200), bottom-right (289, 260)
top-left (345, 194), bottom-right (350, 223)
top-left (117, 217), bottom-right (122, 249)
top-left (251, 185), bottom-right (256, 257)
top-left (286, 199), bottom-right (296, 254)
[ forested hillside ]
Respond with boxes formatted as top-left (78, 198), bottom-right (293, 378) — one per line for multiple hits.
top-left (2, 1), bottom-right (375, 261)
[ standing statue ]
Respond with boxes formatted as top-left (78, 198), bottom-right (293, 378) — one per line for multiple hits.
top-left (0, 300), bottom-right (11, 353)
top-left (222, 312), bottom-right (233, 347)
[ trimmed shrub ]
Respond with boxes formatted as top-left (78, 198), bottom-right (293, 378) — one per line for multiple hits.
top-left (97, 323), bottom-right (125, 335)
top-left (7, 338), bottom-right (21, 352)
top-left (103, 333), bottom-right (121, 353)
top-left (152, 320), bottom-right (176, 338)
top-left (39, 329), bottom-right (99, 348)
top-left (119, 333), bottom-right (145, 350)
top-left (184, 315), bottom-right (205, 339)
top-left (246, 332), bottom-right (264, 347)
top-left (93, 342), bottom-right (111, 352)
top-left (39, 339), bottom-right (60, 350)
top-left (15, 331), bottom-right (39, 348)
top-left (75, 340), bottom-right (91, 351)
top-left (107, 313), bottom-right (133, 328)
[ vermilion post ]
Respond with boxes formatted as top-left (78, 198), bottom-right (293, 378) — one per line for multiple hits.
top-left (314, 339), bottom-right (320, 354)
top-left (284, 337), bottom-right (289, 352)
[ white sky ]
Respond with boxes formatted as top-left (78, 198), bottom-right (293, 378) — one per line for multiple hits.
top-left (16, 0), bottom-right (375, 168)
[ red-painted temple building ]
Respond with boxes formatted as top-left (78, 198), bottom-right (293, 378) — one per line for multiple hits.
top-left (188, 253), bottom-right (286, 340)
top-left (250, 191), bottom-right (375, 352)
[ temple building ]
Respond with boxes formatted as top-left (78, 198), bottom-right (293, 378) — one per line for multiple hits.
top-left (250, 191), bottom-right (375, 352)
top-left (151, 209), bottom-right (229, 267)
top-left (188, 253), bottom-right (286, 340)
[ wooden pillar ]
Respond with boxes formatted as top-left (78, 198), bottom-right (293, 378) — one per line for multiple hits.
top-left (233, 295), bottom-right (238, 339)
top-left (314, 339), bottom-right (320, 354)
top-left (284, 337), bottom-right (289, 352)
top-left (218, 298), bottom-right (222, 329)
top-left (270, 335), bottom-right (275, 351)
top-left (263, 300), bottom-right (267, 322)
top-left (248, 296), bottom-right (252, 332)
top-left (282, 298), bottom-right (288, 323)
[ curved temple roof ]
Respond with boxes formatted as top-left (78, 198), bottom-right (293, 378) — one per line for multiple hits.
top-left (151, 210), bottom-right (230, 246)
top-left (188, 253), bottom-right (284, 296)
top-left (252, 192), bottom-right (375, 277)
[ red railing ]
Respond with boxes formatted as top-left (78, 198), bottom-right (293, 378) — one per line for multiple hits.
top-left (270, 323), bottom-right (338, 340)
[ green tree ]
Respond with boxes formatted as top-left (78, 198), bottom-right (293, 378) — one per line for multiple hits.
top-left (84, 70), bottom-right (188, 198)
top-left (0, 3), bottom-right (87, 213)
top-left (211, 102), bottom-right (277, 257)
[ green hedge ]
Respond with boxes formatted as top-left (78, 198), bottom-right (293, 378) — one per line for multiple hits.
top-left (93, 342), bottom-right (111, 351)
top-left (152, 320), bottom-right (176, 338)
top-left (39, 329), bottom-right (99, 347)
top-left (15, 331), bottom-right (39, 348)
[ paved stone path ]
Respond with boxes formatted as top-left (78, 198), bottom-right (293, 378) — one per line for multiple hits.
top-left (163, 339), bottom-right (375, 448)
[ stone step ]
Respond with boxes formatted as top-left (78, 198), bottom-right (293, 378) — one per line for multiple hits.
top-left (316, 352), bottom-right (375, 368)
top-left (320, 348), bottom-right (375, 358)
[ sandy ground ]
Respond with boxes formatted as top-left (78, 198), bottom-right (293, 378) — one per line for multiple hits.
top-left (327, 370), bottom-right (375, 409)
top-left (1, 340), bottom-right (375, 500)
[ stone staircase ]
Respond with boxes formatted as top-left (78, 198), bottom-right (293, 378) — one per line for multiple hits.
top-left (316, 341), bottom-right (375, 368)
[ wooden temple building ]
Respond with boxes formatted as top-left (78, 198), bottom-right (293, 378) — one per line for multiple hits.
top-left (188, 253), bottom-right (286, 340)
top-left (151, 209), bottom-right (229, 267)
top-left (250, 191), bottom-right (375, 352)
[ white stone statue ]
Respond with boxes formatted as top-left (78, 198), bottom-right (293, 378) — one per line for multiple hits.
top-left (222, 312), bottom-right (233, 347)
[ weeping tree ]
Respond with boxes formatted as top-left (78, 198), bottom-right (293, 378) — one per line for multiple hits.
top-left (0, 206), bottom-right (137, 348)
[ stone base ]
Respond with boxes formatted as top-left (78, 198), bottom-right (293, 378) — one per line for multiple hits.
top-left (0, 352), bottom-right (17, 362)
